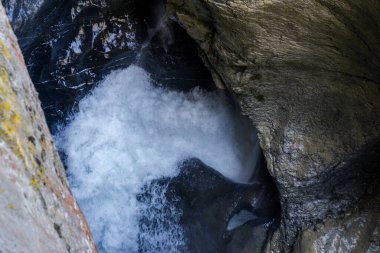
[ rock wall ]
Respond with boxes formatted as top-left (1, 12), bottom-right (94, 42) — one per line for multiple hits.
top-left (1, 0), bottom-right (50, 32)
top-left (0, 3), bottom-right (97, 252)
top-left (167, 0), bottom-right (380, 252)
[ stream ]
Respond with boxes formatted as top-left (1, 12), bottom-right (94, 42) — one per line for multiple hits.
top-left (6, 0), bottom-right (281, 252)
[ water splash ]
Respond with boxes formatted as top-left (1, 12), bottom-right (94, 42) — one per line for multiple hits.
top-left (56, 65), bottom-right (259, 252)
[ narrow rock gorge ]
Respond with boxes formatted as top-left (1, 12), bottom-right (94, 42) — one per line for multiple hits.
top-left (0, 0), bottom-right (379, 252)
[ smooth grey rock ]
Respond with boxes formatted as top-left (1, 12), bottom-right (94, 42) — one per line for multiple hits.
top-left (167, 0), bottom-right (380, 252)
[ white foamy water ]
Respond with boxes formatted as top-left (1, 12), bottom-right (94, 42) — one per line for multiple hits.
top-left (56, 65), bottom-right (259, 252)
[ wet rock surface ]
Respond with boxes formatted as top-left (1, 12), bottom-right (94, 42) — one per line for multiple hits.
top-left (1, 0), bottom-right (49, 32)
top-left (4, 0), bottom-right (139, 130)
top-left (293, 192), bottom-right (380, 253)
top-left (3, 0), bottom-right (216, 131)
top-left (139, 159), bottom-right (280, 253)
top-left (0, 3), bottom-right (97, 252)
top-left (167, 0), bottom-right (380, 252)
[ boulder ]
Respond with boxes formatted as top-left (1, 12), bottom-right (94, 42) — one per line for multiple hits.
top-left (138, 159), bottom-right (280, 253)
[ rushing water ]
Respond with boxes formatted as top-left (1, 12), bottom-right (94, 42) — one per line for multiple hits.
top-left (3, 0), bottom-right (276, 250)
top-left (56, 65), bottom-right (259, 252)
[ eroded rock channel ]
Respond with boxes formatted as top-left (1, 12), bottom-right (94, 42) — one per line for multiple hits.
top-left (2, 0), bottom-right (281, 252)
top-left (1, 0), bottom-right (379, 252)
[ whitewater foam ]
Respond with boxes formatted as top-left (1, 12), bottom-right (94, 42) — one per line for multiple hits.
top-left (56, 65), bottom-right (259, 252)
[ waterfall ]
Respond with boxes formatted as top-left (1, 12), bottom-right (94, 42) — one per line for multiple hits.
top-left (55, 1), bottom-right (260, 252)
top-left (56, 65), bottom-right (259, 252)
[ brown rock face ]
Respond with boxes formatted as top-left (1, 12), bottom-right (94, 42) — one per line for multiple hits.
top-left (167, 0), bottom-right (380, 252)
top-left (0, 3), bottom-right (97, 253)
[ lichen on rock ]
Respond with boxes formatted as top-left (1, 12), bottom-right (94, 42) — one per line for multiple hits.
top-left (0, 3), bottom-right (97, 252)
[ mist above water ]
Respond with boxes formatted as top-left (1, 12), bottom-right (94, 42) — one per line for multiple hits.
top-left (56, 65), bottom-right (260, 252)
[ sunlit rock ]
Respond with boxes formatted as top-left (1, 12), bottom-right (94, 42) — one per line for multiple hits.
top-left (0, 3), bottom-right (97, 253)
